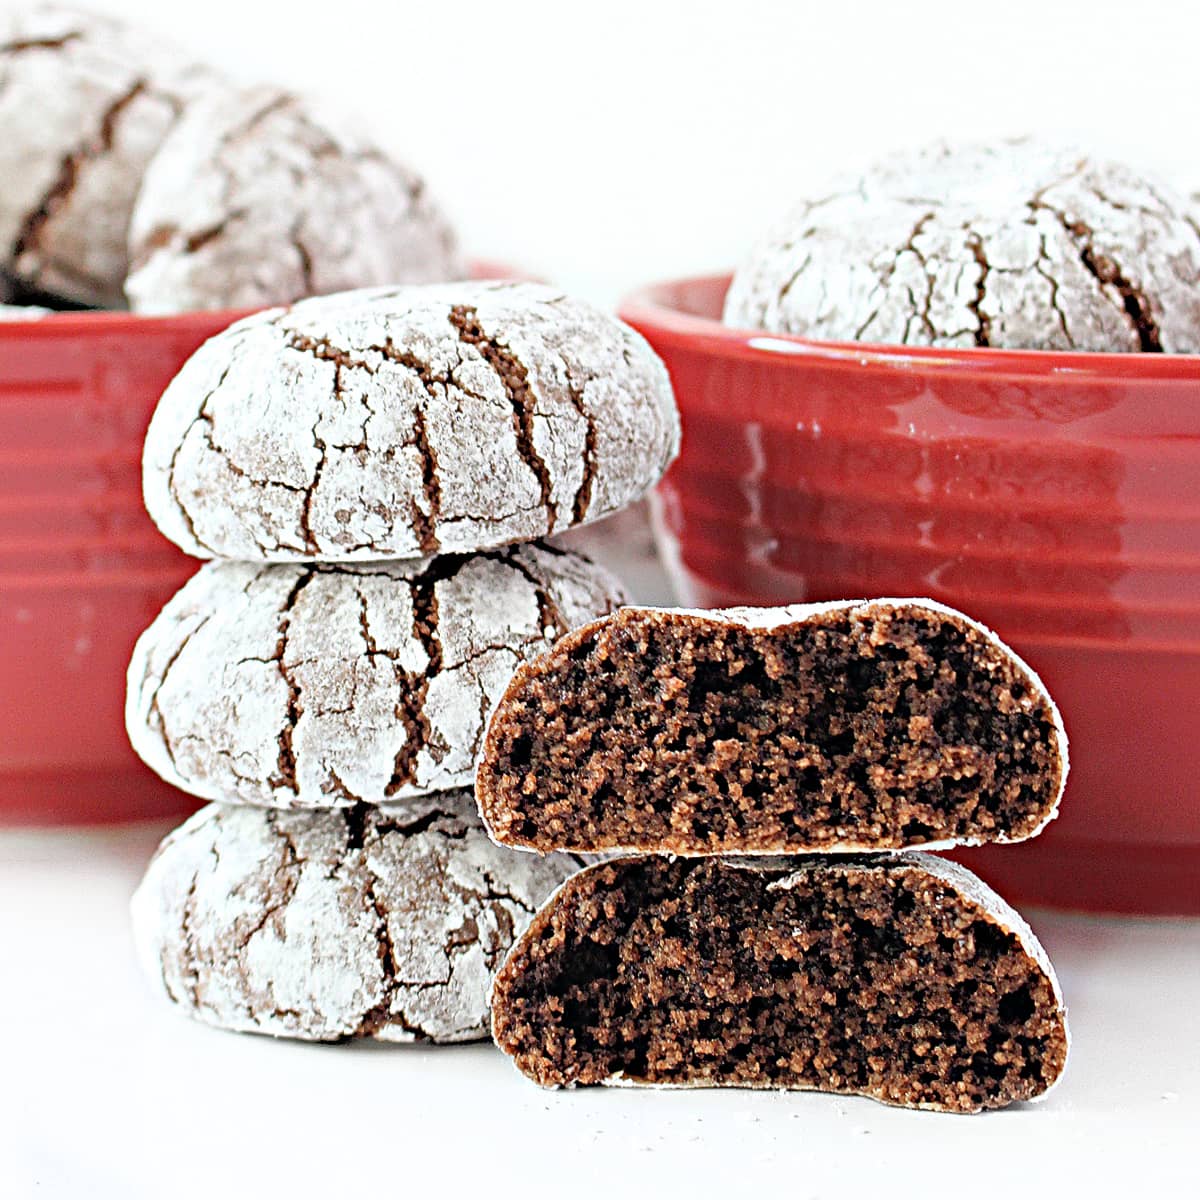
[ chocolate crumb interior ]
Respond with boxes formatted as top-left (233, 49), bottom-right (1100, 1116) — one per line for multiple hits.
top-left (491, 856), bottom-right (1068, 1112)
top-left (478, 604), bottom-right (1063, 854)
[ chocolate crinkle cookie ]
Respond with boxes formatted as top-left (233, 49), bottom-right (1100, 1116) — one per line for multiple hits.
top-left (724, 139), bottom-right (1200, 352)
top-left (477, 599), bottom-right (1067, 855)
top-left (0, 3), bottom-right (215, 308)
top-left (491, 853), bottom-right (1069, 1111)
top-left (126, 543), bottom-right (626, 808)
top-left (125, 85), bottom-right (464, 314)
top-left (131, 791), bottom-right (579, 1043)
top-left (142, 280), bottom-right (680, 560)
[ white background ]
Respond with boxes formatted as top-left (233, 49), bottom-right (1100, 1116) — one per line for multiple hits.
top-left (85, 0), bottom-right (1200, 301)
top-left (2, 820), bottom-right (1197, 1198)
top-left (5, 2), bottom-right (1200, 1196)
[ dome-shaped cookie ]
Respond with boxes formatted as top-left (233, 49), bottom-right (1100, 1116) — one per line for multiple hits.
top-left (0, 4), bottom-right (214, 308)
top-left (125, 85), bottom-right (464, 314)
top-left (126, 543), bottom-right (626, 808)
top-left (142, 280), bottom-right (680, 560)
top-left (130, 793), bottom-right (579, 1043)
top-left (724, 139), bottom-right (1200, 352)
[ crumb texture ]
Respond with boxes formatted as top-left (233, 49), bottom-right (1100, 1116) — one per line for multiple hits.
top-left (491, 854), bottom-right (1068, 1111)
top-left (724, 139), bottom-right (1200, 352)
top-left (0, 3), bottom-right (215, 307)
top-left (478, 601), bottom-right (1065, 853)
top-left (130, 792), bottom-right (578, 1043)
top-left (125, 85), bottom-right (463, 314)
top-left (141, 280), bottom-right (680, 560)
top-left (126, 543), bottom-right (626, 807)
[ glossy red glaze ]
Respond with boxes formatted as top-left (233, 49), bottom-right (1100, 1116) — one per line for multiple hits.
top-left (620, 274), bottom-right (1200, 914)
top-left (0, 308), bottom-right (253, 826)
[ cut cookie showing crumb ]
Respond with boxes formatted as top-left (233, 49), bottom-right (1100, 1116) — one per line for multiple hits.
top-left (724, 139), bottom-right (1200, 352)
top-left (125, 85), bottom-right (463, 314)
top-left (126, 543), bottom-right (626, 808)
top-left (131, 792), bottom-right (579, 1043)
top-left (491, 853), bottom-right (1069, 1111)
top-left (477, 600), bottom-right (1067, 855)
top-left (141, 280), bottom-right (680, 561)
top-left (0, 4), bottom-right (215, 308)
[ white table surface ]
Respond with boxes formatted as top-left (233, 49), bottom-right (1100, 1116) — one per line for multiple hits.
top-left (2, 821), bottom-right (1197, 1199)
top-left (4, 533), bottom-right (1197, 1199)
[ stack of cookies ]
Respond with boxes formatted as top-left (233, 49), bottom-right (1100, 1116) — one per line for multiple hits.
top-left (127, 279), bottom-right (681, 1043)
top-left (479, 600), bottom-right (1072, 1111)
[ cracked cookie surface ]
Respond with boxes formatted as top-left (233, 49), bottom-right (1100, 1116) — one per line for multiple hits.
top-left (142, 280), bottom-right (680, 560)
top-left (0, 3), bottom-right (215, 307)
top-left (125, 85), bottom-right (463, 314)
top-left (131, 792), bottom-right (579, 1043)
top-left (126, 542), bottom-right (626, 808)
top-left (724, 139), bottom-right (1200, 352)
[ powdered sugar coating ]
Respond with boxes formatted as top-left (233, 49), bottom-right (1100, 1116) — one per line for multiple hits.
top-left (126, 542), bottom-right (626, 808)
top-left (142, 280), bottom-right (680, 560)
top-left (131, 793), bottom-right (579, 1043)
top-left (725, 139), bottom-right (1200, 352)
top-left (125, 85), bottom-right (463, 314)
top-left (0, 303), bottom-right (50, 319)
top-left (0, 4), bottom-right (216, 307)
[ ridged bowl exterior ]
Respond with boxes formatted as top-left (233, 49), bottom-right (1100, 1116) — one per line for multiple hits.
top-left (0, 310), bottom-right (248, 825)
top-left (620, 274), bottom-right (1200, 914)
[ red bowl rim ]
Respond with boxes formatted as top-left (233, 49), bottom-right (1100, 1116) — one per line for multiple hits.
top-left (0, 261), bottom-right (524, 339)
top-left (0, 306), bottom-right (258, 338)
top-left (619, 272), bottom-right (1200, 384)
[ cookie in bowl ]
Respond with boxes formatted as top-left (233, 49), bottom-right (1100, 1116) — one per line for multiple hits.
top-left (724, 138), bottom-right (1200, 352)
top-left (125, 85), bottom-right (464, 314)
top-left (0, 3), bottom-right (216, 308)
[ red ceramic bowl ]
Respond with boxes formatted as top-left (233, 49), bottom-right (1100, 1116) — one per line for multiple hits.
top-left (620, 274), bottom-right (1200, 915)
top-left (0, 307), bottom-right (252, 825)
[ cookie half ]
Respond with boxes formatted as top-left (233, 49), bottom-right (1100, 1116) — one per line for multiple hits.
top-left (491, 853), bottom-right (1069, 1111)
top-left (142, 280), bottom-right (680, 560)
top-left (126, 543), bottom-right (626, 808)
top-left (0, 4), bottom-right (215, 307)
top-left (131, 792), bottom-right (579, 1043)
top-left (477, 599), bottom-right (1067, 854)
top-left (126, 85), bottom-right (463, 313)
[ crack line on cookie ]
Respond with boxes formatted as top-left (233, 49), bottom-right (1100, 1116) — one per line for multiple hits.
top-left (143, 613), bottom-right (214, 773)
top-left (561, 373), bottom-right (598, 524)
top-left (1030, 200), bottom-right (1163, 351)
top-left (965, 231), bottom-right (992, 347)
top-left (267, 569), bottom-right (319, 794)
top-left (1, 33), bottom-right (84, 53)
top-left (448, 304), bottom-right (558, 532)
top-left (11, 78), bottom-right (147, 278)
